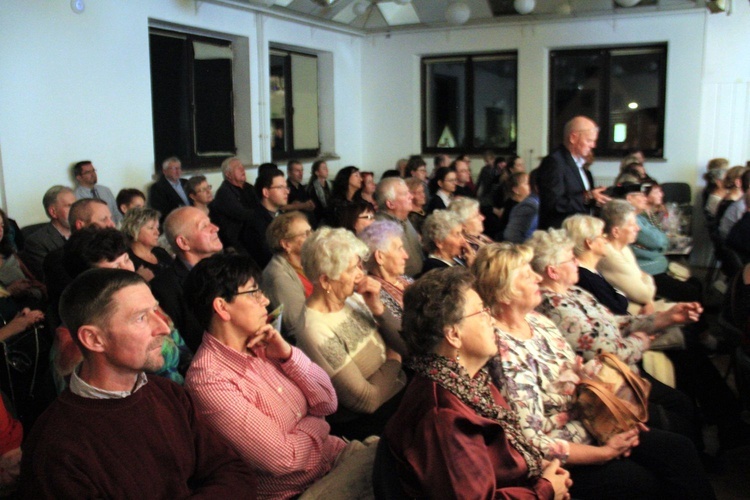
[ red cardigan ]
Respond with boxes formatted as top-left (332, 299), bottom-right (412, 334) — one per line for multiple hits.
top-left (384, 375), bottom-right (554, 500)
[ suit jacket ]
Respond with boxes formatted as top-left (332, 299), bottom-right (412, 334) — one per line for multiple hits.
top-left (150, 258), bottom-right (200, 353)
top-left (537, 145), bottom-right (594, 229)
top-left (21, 223), bottom-right (66, 280)
top-left (425, 193), bottom-right (448, 214)
top-left (149, 176), bottom-right (189, 221)
top-left (239, 207), bottom-right (274, 270)
top-left (209, 180), bottom-right (258, 252)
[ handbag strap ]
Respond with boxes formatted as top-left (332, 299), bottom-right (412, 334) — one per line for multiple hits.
top-left (598, 352), bottom-right (651, 415)
top-left (579, 379), bottom-right (644, 428)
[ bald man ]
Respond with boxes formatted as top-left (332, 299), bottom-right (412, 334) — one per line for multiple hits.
top-left (537, 116), bottom-right (610, 229)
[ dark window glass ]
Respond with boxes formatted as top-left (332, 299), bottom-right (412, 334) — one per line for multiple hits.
top-left (550, 45), bottom-right (666, 158)
top-left (149, 29), bottom-right (236, 170)
top-left (422, 53), bottom-right (517, 155)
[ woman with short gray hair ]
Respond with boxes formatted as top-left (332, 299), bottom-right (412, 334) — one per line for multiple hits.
top-left (298, 227), bottom-right (406, 440)
top-left (121, 207), bottom-right (172, 281)
top-left (420, 210), bottom-right (474, 275)
top-left (450, 197), bottom-right (493, 251)
top-left (359, 221), bottom-right (411, 355)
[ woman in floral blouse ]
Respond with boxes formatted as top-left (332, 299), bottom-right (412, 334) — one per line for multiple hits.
top-left (472, 242), bottom-right (715, 500)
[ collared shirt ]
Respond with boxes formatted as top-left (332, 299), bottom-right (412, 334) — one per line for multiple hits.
top-left (436, 190), bottom-right (453, 209)
top-left (185, 333), bottom-right (345, 499)
top-left (74, 184), bottom-right (122, 224)
top-left (572, 156), bottom-right (591, 191)
top-left (69, 368), bottom-right (148, 399)
top-left (168, 178), bottom-right (190, 206)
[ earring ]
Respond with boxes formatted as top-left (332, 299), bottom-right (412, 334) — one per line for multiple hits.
top-left (455, 349), bottom-right (461, 362)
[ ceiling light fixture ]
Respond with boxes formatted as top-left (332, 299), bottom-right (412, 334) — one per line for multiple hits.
top-left (614, 0), bottom-right (641, 7)
top-left (312, 0), bottom-right (340, 7)
top-left (513, 0), bottom-right (536, 15)
top-left (445, 1), bottom-right (471, 25)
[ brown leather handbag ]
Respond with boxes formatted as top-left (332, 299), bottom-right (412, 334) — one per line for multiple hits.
top-left (576, 352), bottom-right (651, 444)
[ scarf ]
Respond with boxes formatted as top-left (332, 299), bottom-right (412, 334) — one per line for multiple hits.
top-left (312, 178), bottom-right (331, 208)
top-left (409, 353), bottom-right (543, 478)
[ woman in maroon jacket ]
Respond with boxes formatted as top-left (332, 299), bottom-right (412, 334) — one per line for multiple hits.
top-left (384, 267), bottom-right (571, 499)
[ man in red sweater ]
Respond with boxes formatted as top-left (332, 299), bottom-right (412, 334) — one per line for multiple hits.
top-left (19, 269), bottom-right (257, 498)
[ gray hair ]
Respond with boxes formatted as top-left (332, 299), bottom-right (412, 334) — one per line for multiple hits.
top-left (358, 220), bottom-right (404, 270)
top-left (449, 197), bottom-right (480, 224)
top-left (301, 226), bottom-right (370, 283)
top-left (600, 199), bottom-right (636, 234)
top-left (221, 156), bottom-right (242, 179)
top-left (42, 185), bottom-right (73, 217)
top-left (121, 207), bottom-right (161, 243)
top-left (162, 156), bottom-right (181, 170)
top-left (563, 214), bottom-right (605, 257)
top-left (422, 210), bottom-right (462, 254)
top-left (375, 177), bottom-right (405, 210)
top-left (527, 228), bottom-right (575, 274)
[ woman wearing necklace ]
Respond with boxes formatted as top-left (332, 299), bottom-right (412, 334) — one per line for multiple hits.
top-left (358, 221), bottom-right (412, 356)
top-left (382, 267), bottom-right (570, 499)
top-left (298, 227), bottom-right (406, 440)
top-left (472, 244), bottom-right (714, 500)
top-left (260, 212), bottom-right (313, 341)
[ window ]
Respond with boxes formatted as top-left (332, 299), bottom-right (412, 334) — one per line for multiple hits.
top-left (549, 44), bottom-right (667, 158)
top-left (422, 53), bottom-right (518, 155)
top-left (270, 48), bottom-right (320, 160)
top-left (149, 28), bottom-right (236, 170)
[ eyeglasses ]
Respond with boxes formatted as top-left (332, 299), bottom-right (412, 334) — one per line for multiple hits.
top-left (358, 214), bottom-right (375, 220)
top-left (462, 306), bottom-right (491, 321)
top-left (286, 229), bottom-right (312, 239)
top-left (233, 287), bottom-right (265, 302)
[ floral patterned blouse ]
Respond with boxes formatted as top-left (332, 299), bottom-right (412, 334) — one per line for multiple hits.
top-left (537, 286), bottom-right (655, 369)
top-left (490, 312), bottom-right (590, 464)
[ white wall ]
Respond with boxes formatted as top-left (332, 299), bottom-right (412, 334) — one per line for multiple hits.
top-left (361, 10), bottom-right (706, 185)
top-left (0, 0), bottom-right (362, 225)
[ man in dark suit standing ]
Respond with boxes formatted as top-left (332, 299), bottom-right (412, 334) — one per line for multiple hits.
top-left (149, 156), bottom-right (190, 221)
top-left (538, 116), bottom-right (610, 229)
top-left (22, 185), bottom-right (75, 280)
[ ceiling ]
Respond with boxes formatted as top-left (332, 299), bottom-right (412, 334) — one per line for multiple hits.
top-left (203, 0), bottom-right (703, 34)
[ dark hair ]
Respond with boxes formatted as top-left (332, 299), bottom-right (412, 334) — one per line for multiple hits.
top-left (332, 199), bottom-right (373, 233)
top-left (59, 268), bottom-right (146, 353)
top-left (68, 198), bottom-right (108, 232)
top-left (0, 209), bottom-right (13, 257)
top-left (255, 168), bottom-right (285, 198)
top-left (405, 156), bottom-right (426, 177)
top-left (63, 227), bottom-right (129, 278)
top-left (72, 160), bottom-right (92, 177)
top-left (186, 175), bottom-right (208, 197)
top-left (183, 253), bottom-right (261, 333)
top-left (742, 169), bottom-right (750, 193)
top-left (287, 160), bottom-right (302, 170)
top-left (381, 169), bottom-right (401, 180)
top-left (433, 154), bottom-right (448, 168)
top-left (332, 166), bottom-right (360, 201)
top-left (258, 163), bottom-right (278, 177)
top-left (506, 171), bottom-right (529, 197)
top-left (402, 267), bottom-right (474, 356)
top-left (430, 166), bottom-right (455, 195)
top-left (116, 188), bottom-right (146, 214)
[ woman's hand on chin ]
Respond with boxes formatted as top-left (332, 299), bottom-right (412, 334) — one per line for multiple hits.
top-left (247, 324), bottom-right (292, 362)
top-left (357, 276), bottom-right (385, 316)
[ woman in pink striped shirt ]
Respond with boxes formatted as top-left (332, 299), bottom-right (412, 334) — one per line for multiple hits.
top-left (184, 253), bottom-right (375, 499)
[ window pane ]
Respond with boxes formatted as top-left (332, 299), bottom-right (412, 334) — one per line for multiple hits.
top-left (608, 48), bottom-right (664, 155)
top-left (291, 54), bottom-right (319, 150)
top-left (270, 54), bottom-right (288, 154)
top-left (550, 52), bottom-right (603, 147)
top-left (425, 58), bottom-right (466, 149)
top-left (192, 40), bottom-right (235, 155)
top-left (472, 56), bottom-right (517, 150)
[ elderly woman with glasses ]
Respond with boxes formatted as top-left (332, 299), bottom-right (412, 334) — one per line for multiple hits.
top-left (298, 227), bottom-right (406, 440)
top-left (358, 221), bottom-right (411, 356)
top-left (184, 253), bottom-right (376, 499)
top-left (420, 209), bottom-right (475, 276)
top-left (121, 207), bottom-right (173, 282)
top-left (472, 243), bottom-right (715, 500)
top-left (261, 211), bottom-right (313, 340)
top-left (382, 267), bottom-right (571, 499)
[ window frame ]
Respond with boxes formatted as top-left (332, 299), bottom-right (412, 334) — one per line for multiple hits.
top-left (269, 47), bottom-right (321, 162)
top-left (421, 51), bottom-right (518, 156)
top-left (548, 43), bottom-right (668, 159)
top-left (149, 27), bottom-right (238, 172)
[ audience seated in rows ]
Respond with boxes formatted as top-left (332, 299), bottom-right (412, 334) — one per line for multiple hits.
top-left (374, 177), bottom-right (423, 277)
top-left (148, 156), bottom-right (190, 223)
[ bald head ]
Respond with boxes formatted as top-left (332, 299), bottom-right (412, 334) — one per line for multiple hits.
top-left (163, 207), bottom-right (222, 264)
top-left (564, 116), bottom-right (599, 159)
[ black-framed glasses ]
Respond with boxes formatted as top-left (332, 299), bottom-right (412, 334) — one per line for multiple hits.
top-left (234, 287), bottom-right (265, 302)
